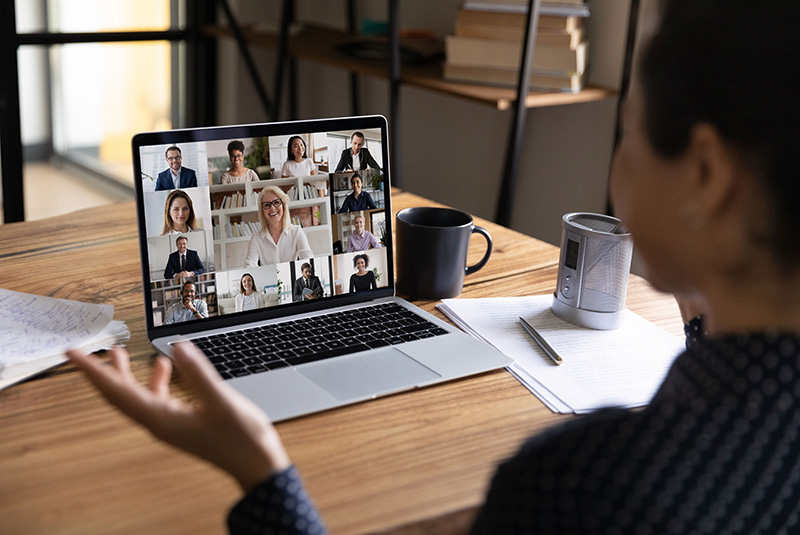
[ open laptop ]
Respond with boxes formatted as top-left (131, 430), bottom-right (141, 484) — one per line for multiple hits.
top-left (132, 115), bottom-right (512, 421)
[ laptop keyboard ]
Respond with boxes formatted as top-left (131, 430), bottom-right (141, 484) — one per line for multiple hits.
top-left (190, 303), bottom-right (450, 380)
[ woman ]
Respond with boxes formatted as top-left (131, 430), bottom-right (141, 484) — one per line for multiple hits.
top-left (160, 189), bottom-right (201, 235)
top-left (234, 273), bottom-right (267, 312)
top-left (348, 253), bottom-right (377, 293)
top-left (346, 215), bottom-right (382, 252)
top-left (220, 140), bottom-right (259, 184)
top-left (280, 136), bottom-right (316, 178)
top-left (338, 173), bottom-right (376, 213)
top-left (243, 186), bottom-right (312, 267)
top-left (68, 2), bottom-right (800, 533)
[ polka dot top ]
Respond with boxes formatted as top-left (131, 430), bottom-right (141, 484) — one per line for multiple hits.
top-left (470, 316), bottom-right (800, 534)
top-left (228, 466), bottom-right (328, 535)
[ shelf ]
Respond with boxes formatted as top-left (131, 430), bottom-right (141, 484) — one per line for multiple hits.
top-left (212, 206), bottom-right (253, 215)
top-left (201, 23), bottom-right (616, 111)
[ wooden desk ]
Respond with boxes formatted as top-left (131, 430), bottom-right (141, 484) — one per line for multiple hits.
top-left (0, 189), bottom-right (682, 535)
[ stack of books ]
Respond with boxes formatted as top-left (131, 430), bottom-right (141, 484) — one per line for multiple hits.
top-left (444, 0), bottom-right (591, 93)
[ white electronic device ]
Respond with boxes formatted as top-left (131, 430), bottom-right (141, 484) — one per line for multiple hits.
top-left (552, 212), bottom-right (633, 330)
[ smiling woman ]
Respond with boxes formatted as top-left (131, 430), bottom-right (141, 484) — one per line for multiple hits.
top-left (161, 189), bottom-right (200, 235)
top-left (243, 186), bottom-right (312, 267)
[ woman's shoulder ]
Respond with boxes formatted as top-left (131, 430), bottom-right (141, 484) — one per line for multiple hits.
top-left (285, 224), bottom-right (303, 235)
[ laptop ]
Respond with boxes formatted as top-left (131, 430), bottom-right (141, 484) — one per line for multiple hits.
top-left (132, 115), bottom-right (512, 421)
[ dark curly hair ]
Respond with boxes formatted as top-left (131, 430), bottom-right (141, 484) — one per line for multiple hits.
top-left (353, 253), bottom-right (370, 269)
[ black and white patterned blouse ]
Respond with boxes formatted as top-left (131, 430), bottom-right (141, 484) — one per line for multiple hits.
top-left (471, 317), bottom-right (800, 533)
top-left (229, 318), bottom-right (800, 534)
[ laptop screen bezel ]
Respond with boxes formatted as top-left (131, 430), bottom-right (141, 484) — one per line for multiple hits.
top-left (131, 115), bottom-right (394, 340)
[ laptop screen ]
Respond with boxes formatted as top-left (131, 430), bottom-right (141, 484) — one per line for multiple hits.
top-left (132, 115), bottom-right (393, 338)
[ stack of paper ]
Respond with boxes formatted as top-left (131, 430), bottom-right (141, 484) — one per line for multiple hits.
top-left (438, 295), bottom-right (684, 414)
top-left (0, 288), bottom-right (131, 391)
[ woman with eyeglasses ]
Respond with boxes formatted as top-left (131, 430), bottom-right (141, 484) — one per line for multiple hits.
top-left (243, 186), bottom-right (312, 267)
top-left (220, 140), bottom-right (259, 184)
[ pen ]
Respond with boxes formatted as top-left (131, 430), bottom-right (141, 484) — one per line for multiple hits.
top-left (518, 317), bottom-right (563, 366)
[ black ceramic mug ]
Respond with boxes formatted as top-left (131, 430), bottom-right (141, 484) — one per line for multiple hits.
top-left (395, 207), bottom-right (492, 299)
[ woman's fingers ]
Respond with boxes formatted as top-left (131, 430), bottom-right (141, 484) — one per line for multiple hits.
top-left (149, 355), bottom-right (173, 397)
top-left (170, 341), bottom-right (229, 403)
top-left (67, 348), bottom-right (166, 427)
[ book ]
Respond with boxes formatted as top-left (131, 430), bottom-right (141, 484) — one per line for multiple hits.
top-left (445, 34), bottom-right (588, 73)
top-left (455, 20), bottom-right (584, 48)
top-left (289, 205), bottom-right (321, 228)
top-left (465, 0), bottom-right (585, 4)
top-left (456, 9), bottom-right (584, 32)
top-left (444, 63), bottom-right (585, 93)
top-left (462, 1), bottom-right (590, 17)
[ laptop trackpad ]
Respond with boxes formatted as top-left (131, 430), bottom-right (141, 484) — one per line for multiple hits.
top-left (298, 348), bottom-right (440, 401)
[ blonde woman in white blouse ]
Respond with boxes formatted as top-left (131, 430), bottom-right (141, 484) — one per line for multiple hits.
top-left (244, 186), bottom-right (312, 267)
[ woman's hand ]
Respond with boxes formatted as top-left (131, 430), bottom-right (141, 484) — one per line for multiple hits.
top-left (67, 342), bottom-right (291, 492)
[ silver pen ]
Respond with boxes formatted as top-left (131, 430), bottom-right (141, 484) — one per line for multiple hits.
top-left (518, 317), bottom-right (563, 366)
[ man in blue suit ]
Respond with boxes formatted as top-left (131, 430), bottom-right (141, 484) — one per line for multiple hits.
top-left (155, 146), bottom-right (198, 191)
top-left (164, 236), bottom-right (205, 279)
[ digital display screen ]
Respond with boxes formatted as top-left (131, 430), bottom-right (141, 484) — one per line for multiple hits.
top-left (133, 119), bottom-right (392, 331)
top-left (564, 238), bottom-right (580, 270)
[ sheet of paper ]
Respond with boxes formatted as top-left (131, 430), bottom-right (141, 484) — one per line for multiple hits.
top-left (438, 295), bottom-right (685, 414)
top-left (0, 288), bottom-right (114, 363)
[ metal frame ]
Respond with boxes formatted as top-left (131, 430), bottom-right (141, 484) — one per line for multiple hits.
top-left (494, 0), bottom-right (542, 227)
top-left (1, 1), bottom-right (641, 226)
top-left (607, 0), bottom-right (641, 215)
top-left (0, 1), bottom-right (215, 224)
top-left (220, 0), bottom-right (402, 185)
top-left (0, 1), bottom-right (25, 223)
top-left (495, 0), bottom-right (642, 226)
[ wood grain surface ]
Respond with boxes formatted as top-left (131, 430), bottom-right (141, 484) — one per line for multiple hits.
top-left (0, 189), bottom-right (682, 535)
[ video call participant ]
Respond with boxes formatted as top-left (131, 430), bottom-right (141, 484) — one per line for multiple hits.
top-left (220, 140), bottom-right (260, 184)
top-left (155, 146), bottom-right (198, 191)
top-left (161, 189), bottom-right (201, 235)
top-left (338, 174), bottom-right (376, 213)
top-left (349, 253), bottom-right (377, 293)
top-left (292, 263), bottom-right (323, 302)
top-left (235, 273), bottom-right (267, 312)
top-left (346, 215), bottom-right (382, 252)
top-left (334, 131), bottom-right (380, 173)
top-left (281, 136), bottom-right (316, 178)
top-left (163, 281), bottom-right (208, 324)
top-left (244, 186), bottom-right (313, 267)
top-left (163, 236), bottom-right (205, 279)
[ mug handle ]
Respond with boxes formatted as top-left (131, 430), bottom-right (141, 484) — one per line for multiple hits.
top-left (465, 226), bottom-right (492, 275)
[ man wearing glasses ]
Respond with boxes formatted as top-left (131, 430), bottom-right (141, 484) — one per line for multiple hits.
top-left (155, 145), bottom-right (198, 191)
